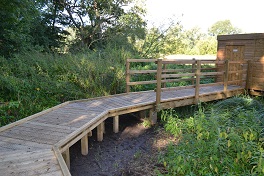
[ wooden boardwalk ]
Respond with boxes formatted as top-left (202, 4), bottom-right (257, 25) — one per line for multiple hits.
top-left (0, 85), bottom-right (244, 175)
top-left (0, 59), bottom-right (248, 175)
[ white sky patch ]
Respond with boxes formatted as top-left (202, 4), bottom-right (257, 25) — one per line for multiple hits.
top-left (145, 0), bottom-right (264, 33)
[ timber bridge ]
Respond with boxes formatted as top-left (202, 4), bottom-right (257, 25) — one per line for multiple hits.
top-left (0, 58), bottom-right (248, 175)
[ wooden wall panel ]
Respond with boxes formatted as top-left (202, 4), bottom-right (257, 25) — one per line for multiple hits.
top-left (217, 34), bottom-right (264, 93)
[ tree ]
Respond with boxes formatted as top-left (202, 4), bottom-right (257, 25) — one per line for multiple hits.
top-left (208, 20), bottom-right (242, 36)
top-left (196, 36), bottom-right (217, 55)
top-left (163, 23), bottom-right (187, 55)
top-left (0, 0), bottom-right (38, 57)
top-left (45, 0), bottom-right (146, 49)
top-left (0, 0), bottom-right (70, 57)
top-left (136, 27), bottom-right (165, 58)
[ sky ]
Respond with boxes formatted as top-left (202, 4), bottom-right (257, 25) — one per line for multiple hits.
top-left (145, 0), bottom-right (264, 33)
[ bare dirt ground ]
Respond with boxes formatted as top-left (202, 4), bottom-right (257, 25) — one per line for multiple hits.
top-left (70, 114), bottom-right (175, 176)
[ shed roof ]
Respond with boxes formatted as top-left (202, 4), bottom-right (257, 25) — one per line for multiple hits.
top-left (217, 33), bottom-right (264, 41)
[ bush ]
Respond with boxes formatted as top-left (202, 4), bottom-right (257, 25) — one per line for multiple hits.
top-left (0, 47), bottom-right (133, 126)
top-left (159, 96), bottom-right (264, 175)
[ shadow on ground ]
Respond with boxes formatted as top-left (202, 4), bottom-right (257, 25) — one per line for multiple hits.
top-left (70, 114), bottom-right (158, 176)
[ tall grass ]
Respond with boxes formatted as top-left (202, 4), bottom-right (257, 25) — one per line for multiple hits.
top-left (159, 96), bottom-right (264, 175)
top-left (0, 47), bottom-right (133, 126)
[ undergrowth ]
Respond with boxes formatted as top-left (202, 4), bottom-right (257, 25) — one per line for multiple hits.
top-left (0, 48), bottom-right (133, 126)
top-left (158, 96), bottom-right (264, 175)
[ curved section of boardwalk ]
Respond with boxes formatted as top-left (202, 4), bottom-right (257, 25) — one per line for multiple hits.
top-left (0, 85), bottom-right (244, 175)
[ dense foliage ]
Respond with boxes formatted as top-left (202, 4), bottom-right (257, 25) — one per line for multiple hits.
top-left (0, 47), bottom-right (133, 126)
top-left (0, 0), bottom-right (146, 57)
top-left (0, 0), bottom-right (243, 126)
top-left (159, 96), bottom-right (264, 175)
top-left (0, 0), bottom-right (242, 57)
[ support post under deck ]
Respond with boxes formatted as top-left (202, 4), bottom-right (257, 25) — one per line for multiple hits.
top-left (88, 131), bottom-right (92, 137)
top-left (113, 115), bottom-right (119, 133)
top-left (62, 147), bottom-right (70, 170)
top-left (149, 108), bottom-right (157, 124)
top-left (97, 122), bottom-right (104, 141)
top-left (139, 110), bottom-right (146, 119)
top-left (81, 134), bottom-right (88, 155)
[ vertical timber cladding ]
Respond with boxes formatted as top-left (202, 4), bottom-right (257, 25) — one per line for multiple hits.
top-left (217, 33), bottom-right (264, 93)
top-left (251, 38), bottom-right (264, 91)
top-left (225, 45), bottom-right (245, 84)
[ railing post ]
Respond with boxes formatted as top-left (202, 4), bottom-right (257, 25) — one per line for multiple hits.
top-left (192, 58), bottom-right (196, 85)
top-left (194, 60), bottom-right (201, 104)
top-left (156, 59), bottom-right (163, 107)
top-left (126, 59), bottom-right (130, 93)
top-left (150, 58), bottom-right (162, 125)
top-left (224, 60), bottom-right (229, 92)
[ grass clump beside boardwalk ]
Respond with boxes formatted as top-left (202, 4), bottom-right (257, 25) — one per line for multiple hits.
top-left (0, 49), bottom-right (133, 126)
top-left (158, 96), bottom-right (264, 175)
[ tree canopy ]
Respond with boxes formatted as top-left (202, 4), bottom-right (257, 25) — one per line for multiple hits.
top-left (0, 0), bottom-right (146, 57)
top-left (208, 20), bottom-right (242, 36)
top-left (0, 1), bottom-right (243, 58)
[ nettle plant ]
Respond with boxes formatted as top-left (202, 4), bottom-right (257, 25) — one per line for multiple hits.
top-left (159, 97), bottom-right (264, 175)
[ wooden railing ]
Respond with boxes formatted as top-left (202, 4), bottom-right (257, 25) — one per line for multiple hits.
top-left (126, 58), bottom-right (248, 110)
top-left (126, 59), bottom-right (157, 92)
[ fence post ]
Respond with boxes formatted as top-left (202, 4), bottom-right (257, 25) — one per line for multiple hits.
top-left (192, 58), bottom-right (196, 85)
top-left (126, 59), bottom-right (130, 93)
top-left (224, 60), bottom-right (229, 92)
top-left (194, 60), bottom-right (201, 104)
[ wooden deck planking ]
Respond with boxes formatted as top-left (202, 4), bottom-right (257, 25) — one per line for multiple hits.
top-left (0, 136), bottom-right (51, 150)
top-left (0, 85), bottom-right (245, 175)
top-left (0, 150), bottom-right (62, 176)
top-left (31, 111), bottom-right (101, 127)
top-left (161, 85), bottom-right (242, 102)
top-left (79, 92), bottom-right (156, 110)
top-left (8, 125), bottom-right (69, 137)
top-left (0, 141), bottom-right (43, 152)
top-left (22, 121), bottom-right (78, 133)
top-left (0, 127), bottom-right (65, 142)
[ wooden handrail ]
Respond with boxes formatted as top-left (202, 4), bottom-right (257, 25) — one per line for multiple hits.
top-left (127, 80), bottom-right (157, 86)
top-left (161, 73), bottom-right (195, 78)
top-left (126, 58), bottom-right (246, 99)
top-left (126, 58), bottom-right (223, 92)
top-left (162, 68), bottom-right (194, 73)
top-left (161, 60), bottom-right (196, 64)
top-left (129, 70), bottom-right (157, 74)
top-left (127, 59), bottom-right (157, 63)
top-left (161, 78), bottom-right (194, 83)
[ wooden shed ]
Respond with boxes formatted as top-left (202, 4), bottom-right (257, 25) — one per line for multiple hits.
top-left (217, 33), bottom-right (264, 95)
